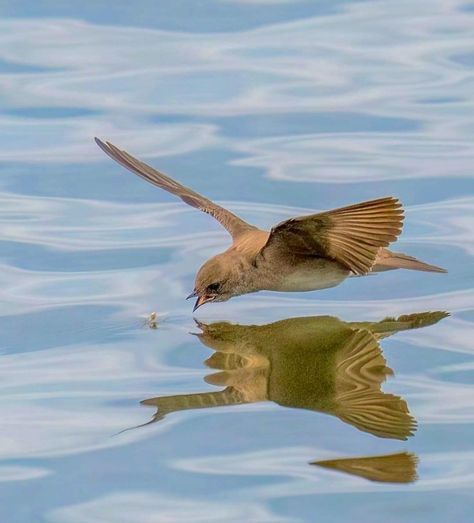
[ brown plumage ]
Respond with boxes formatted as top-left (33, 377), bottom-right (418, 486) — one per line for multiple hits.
top-left (137, 312), bottom-right (448, 438)
top-left (313, 452), bottom-right (419, 483)
top-left (262, 196), bottom-right (404, 275)
top-left (95, 138), bottom-right (447, 311)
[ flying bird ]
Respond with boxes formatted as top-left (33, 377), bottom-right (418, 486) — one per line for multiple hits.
top-left (95, 138), bottom-right (446, 311)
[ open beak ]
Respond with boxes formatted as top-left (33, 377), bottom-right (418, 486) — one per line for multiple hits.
top-left (186, 291), bottom-right (198, 300)
top-left (193, 294), bottom-right (214, 312)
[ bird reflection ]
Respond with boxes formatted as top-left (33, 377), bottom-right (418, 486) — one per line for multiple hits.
top-left (142, 311), bottom-right (447, 441)
top-left (138, 311), bottom-right (448, 483)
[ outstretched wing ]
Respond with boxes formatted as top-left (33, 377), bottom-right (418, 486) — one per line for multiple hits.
top-left (334, 329), bottom-right (416, 440)
top-left (261, 197), bottom-right (404, 275)
top-left (95, 138), bottom-right (256, 240)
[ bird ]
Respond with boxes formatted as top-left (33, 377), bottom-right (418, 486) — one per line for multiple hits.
top-left (139, 311), bottom-right (447, 440)
top-left (95, 138), bottom-right (447, 312)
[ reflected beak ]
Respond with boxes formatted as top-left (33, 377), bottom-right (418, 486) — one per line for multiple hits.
top-left (186, 291), bottom-right (198, 300)
top-left (193, 294), bottom-right (214, 312)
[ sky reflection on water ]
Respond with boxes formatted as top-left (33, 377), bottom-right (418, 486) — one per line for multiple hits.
top-left (0, 0), bottom-right (473, 522)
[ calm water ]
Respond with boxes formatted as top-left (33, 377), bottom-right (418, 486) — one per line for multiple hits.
top-left (1, 1), bottom-right (474, 521)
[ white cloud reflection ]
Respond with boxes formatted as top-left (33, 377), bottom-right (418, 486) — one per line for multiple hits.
top-left (1, 192), bottom-right (471, 252)
top-left (0, 0), bottom-right (473, 182)
top-left (47, 492), bottom-right (292, 523)
top-left (0, 118), bottom-right (218, 163)
top-left (0, 328), bottom-right (206, 459)
top-left (0, 1), bottom-right (472, 515)
top-left (0, 465), bottom-right (51, 482)
top-left (174, 447), bottom-right (474, 494)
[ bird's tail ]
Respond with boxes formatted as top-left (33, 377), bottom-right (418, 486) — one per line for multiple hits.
top-left (372, 248), bottom-right (447, 273)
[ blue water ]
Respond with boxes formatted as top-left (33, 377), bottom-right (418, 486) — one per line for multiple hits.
top-left (0, 1), bottom-right (473, 521)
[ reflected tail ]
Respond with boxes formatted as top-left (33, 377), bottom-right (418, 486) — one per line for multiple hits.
top-left (312, 451), bottom-right (418, 483)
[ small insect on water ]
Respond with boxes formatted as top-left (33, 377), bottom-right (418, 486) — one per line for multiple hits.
top-left (146, 312), bottom-right (158, 329)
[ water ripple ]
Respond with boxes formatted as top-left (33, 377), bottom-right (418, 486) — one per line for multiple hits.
top-left (0, 1), bottom-right (473, 520)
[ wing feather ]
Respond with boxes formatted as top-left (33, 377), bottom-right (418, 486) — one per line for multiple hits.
top-left (334, 329), bottom-right (416, 440)
top-left (95, 138), bottom-right (255, 240)
top-left (261, 197), bottom-right (404, 274)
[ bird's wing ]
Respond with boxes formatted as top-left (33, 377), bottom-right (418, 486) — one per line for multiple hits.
top-left (260, 197), bottom-right (404, 275)
top-left (141, 387), bottom-right (246, 423)
top-left (95, 138), bottom-right (256, 240)
top-left (334, 329), bottom-right (416, 440)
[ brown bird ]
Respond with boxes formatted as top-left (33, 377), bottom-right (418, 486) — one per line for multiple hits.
top-left (95, 138), bottom-right (446, 311)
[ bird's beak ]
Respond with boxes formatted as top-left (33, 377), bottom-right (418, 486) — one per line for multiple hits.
top-left (186, 291), bottom-right (198, 300)
top-left (193, 294), bottom-right (214, 312)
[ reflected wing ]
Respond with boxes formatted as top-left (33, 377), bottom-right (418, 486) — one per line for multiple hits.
top-left (334, 329), bottom-right (416, 440)
top-left (261, 197), bottom-right (403, 274)
top-left (312, 452), bottom-right (418, 483)
top-left (118, 387), bottom-right (246, 434)
top-left (141, 387), bottom-right (246, 424)
top-left (95, 138), bottom-right (256, 240)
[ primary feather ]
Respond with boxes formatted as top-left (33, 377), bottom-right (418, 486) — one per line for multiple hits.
top-left (261, 197), bottom-right (404, 275)
top-left (95, 138), bottom-right (255, 240)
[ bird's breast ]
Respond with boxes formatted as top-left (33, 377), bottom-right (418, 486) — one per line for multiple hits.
top-left (260, 257), bottom-right (350, 292)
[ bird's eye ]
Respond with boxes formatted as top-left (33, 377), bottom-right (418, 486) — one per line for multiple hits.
top-left (207, 282), bottom-right (220, 293)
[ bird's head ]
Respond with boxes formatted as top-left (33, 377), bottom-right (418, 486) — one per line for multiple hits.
top-left (188, 254), bottom-right (237, 311)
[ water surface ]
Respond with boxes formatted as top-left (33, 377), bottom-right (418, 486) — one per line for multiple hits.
top-left (0, 1), bottom-right (473, 521)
